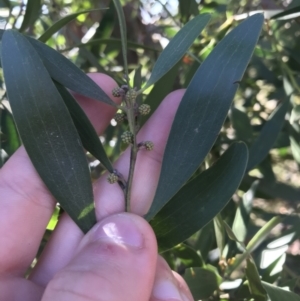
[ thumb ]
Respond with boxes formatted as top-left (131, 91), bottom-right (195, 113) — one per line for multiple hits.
top-left (42, 213), bottom-right (157, 301)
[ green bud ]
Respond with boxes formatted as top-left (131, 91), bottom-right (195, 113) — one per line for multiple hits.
top-left (121, 131), bottom-right (133, 144)
top-left (107, 173), bottom-right (118, 184)
top-left (138, 104), bottom-right (151, 116)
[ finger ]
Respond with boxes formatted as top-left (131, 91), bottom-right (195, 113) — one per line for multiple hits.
top-left (30, 89), bottom-right (185, 284)
top-left (0, 73), bottom-right (120, 276)
top-left (172, 272), bottom-right (194, 301)
top-left (150, 256), bottom-right (193, 301)
top-left (41, 213), bottom-right (157, 301)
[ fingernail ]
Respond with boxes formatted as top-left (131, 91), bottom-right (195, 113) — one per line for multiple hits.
top-left (92, 214), bottom-right (144, 248)
top-left (153, 279), bottom-right (182, 301)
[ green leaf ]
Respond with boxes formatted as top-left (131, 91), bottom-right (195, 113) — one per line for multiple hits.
top-left (230, 106), bottom-right (253, 145)
top-left (179, 0), bottom-right (199, 23)
top-left (262, 281), bottom-right (300, 301)
top-left (1, 30), bottom-right (96, 233)
top-left (271, 5), bottom-right (300, 20)
top-left (226, 216), bottom-right (282, 275)
top-left (213, 214), bottom-right (226, 255)
top-left (19, 0), bottom-right (41, 32)
top-left (133, 65), bottom-right (143, 105)
top-left (223, 220), bottom-right (241, 243)
top-left (39, 9), bottom-right (107, 43)
top-left (67, 38), bottom-right (160, 53)
top-left (143, 14), bottom-right (211, 90)
top-left (141, 61), bottom-right (180, 127)
top-left (54, 82), bottom-right (113, 172)
top-left (0, 106), bottom-right (21, 155)
top-left (112, 0), bottom-right (128, 81)
top-left (146, 14), bottom-right (264, 220)
top-left (247, 100), bottom-right (289, 171)
top-left (232, 180), bottom-right (258, 244)
top-left (151, 142), bottom-right (248, 251)
top-left (245, 258), bottom-right (268, 301)
top-left (173, 244), bottom-right (204, 267)
top-left (26, 37), bottom-right (116, 107)
top-left (184, 266), bottom-right (222, 300)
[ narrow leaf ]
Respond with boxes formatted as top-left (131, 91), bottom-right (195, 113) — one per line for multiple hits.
top-left (245, 258), bottom-right (268, 301)
top-left (213, 214), bottom-right (226, 255)
top-left (232, 180), bottom-right (258, 244)
top-left (55, 82), bottom-right (113, 172)
top-left (112, 0), bottom-right (129, 81)
top-left (141, 61), bottom-right (180, 127)
top-left (67, 38), bottom-right (160, 53)
top-left (27, 37), bottom-right (116, 107)
top-left (1, 30), bottom-right (96, 233)
top-left (262, 281), bottom-right (300, 301)
top-left (0, 107), bottom-right (21, 155)
top-left (39, 9), bottom-right (107, 43)
top-left (184, 267), bottom-right (221, 300)
top-left (227, 216), bottom-right (282, 275)
top-left (146, 14), bottom-right (264, 220)
top-left (151, 142), bottom-right (248, 251)
top-left (144, 14), bottom-right (211, 90)
top-left (271, 5), bottom-right (300, 20)
top-left (19, 0), bottom-right (41, 32)
top-left (179, 0), bottom-right (199, 23)
top-left (247, 100), bottom-right (289, 171)
top-left (230, 106), bottom-right (253, 145)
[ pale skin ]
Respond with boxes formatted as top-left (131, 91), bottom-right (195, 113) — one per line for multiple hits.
top-left (0, 73), bottom-right (194, 301)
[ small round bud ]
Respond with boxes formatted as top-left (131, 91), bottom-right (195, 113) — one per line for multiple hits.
top-left (138, 104), bottom-right (151, 116)
top-left (107, 173), bottom-right (118, 184)
top-left (112, 87), bottom-right (122, 97)
top-left (144, 141), bottom-right (154, 151)
top-left (114, 113), bottom-right (125, 123)
top-left (121, 131), bottom-right (133, 144)
top-left (125, 89), bottom-right (137, 103)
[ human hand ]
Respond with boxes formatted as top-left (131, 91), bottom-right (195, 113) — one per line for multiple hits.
top-left (0, 73), bottom-right (193, 301)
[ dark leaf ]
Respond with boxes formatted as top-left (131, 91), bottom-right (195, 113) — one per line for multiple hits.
top-left (39, 9), bottom-right (107, 43)
top-left (146, 14), bottom-right (264, 220)
top-left (112, 0), bottom-right (128, 80)
top-left (143, 14), bottom-right (211, 90)
top-left (1, 30), bottom-right (96, 233)
top-left (179, 0), bottom-right (199, 23)
top-left (140, 61), bottom-right (180, 127)
top-left (0, 106), bottom-right (21, 155)
top-left (55, 82), bottom-right (113, 172)
top-left (27, 37), bottom-right (115, 107)
top-left (247, 100), bottom-right (289, 171)
top-left (184, 266), bottom-right (221, 300)
top-left (67, 38), bottom-right (160, 53)
top-left (151, 142), bottom-right (248, 251)
top-left (230, 106), bottom-right (253, 145)
top-left (271, 5), bottom-right (300, 20)
top-left (19, 0), bottom-right (41, 32)
top-left (173, 244), bottom-right (204, 267)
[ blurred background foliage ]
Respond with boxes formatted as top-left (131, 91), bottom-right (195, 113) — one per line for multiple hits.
top-left (1, 0), bottom-right (300, 300)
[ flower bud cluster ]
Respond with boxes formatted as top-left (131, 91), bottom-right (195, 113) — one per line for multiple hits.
top-left (121, 131), bottom-right (133, 144)
top-left (114, 113), bottom-right (126, 123)
top-left (125, 89), bottom-right (137, 103)
top-left (107, 173), bottom-right (118, 184)
top-left (138, 104), bottom-right (151, 116)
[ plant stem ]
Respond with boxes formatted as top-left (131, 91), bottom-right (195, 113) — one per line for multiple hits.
top-left (125, 101), bottom-right (138, 212)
